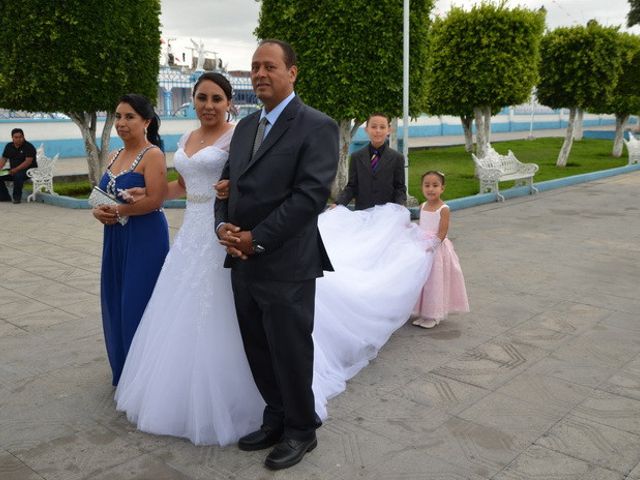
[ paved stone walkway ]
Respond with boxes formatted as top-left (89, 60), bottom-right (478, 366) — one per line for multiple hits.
top-left (1, 171), bottom-right (639, 479)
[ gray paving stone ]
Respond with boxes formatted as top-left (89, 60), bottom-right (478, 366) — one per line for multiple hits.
top-left (432, 339), bottom-right (548, 390)
top-left (456, 391), bottom-right (566, 441)
top-left (536, 414), bottom-right (640, 474)
top-left (495, 373), bottom-right (595, 414)
top-left (0, 451), bottom-right (44, 480)
top-left (11, 425), bottom-right (148, 480)
top-left (422, 416), bottom-right (523, 478)
top-left (573, 389), bottom-right (640, 436)
top-left (88, 454), bottom-right (194, 480)
top-left (493, 444), bottom-right (624, 479)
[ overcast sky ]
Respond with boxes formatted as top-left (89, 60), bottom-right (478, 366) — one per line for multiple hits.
top-left (160, 0), bottom-right (640, 70)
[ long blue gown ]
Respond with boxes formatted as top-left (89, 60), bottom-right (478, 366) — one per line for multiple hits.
top-left (98, 147), bottom-right (169, 386)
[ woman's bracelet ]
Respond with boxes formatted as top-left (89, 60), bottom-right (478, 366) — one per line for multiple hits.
top-left (115, 206), bottom-right (122, 223)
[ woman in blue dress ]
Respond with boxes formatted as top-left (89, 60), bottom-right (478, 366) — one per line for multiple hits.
top-left (92, 94), bottom-right (169, 386)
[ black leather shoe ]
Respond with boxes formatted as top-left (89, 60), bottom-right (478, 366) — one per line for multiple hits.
top-left (12, 199), bottom-right (21, 204)
top-left (238, 425), bottom-right (283, 451)
top-left (264, 436), bottom-right (317, 470)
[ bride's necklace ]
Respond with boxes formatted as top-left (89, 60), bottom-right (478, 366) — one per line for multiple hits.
top-left (198, 126), bottom-right (227, 145)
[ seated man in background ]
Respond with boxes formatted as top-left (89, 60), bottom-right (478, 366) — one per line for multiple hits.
top-left (0, 128), bottom-right (37, 204)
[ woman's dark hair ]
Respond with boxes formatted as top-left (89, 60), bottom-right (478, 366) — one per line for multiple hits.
top-left (192, 72), bottom-right (233, 100)
top-left (118, 93), bottom-right (163, 150)
top-left (421, 170), bottom-right (446, 185)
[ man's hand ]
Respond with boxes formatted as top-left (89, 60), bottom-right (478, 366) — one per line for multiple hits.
top-left (217, 222), bottom-right (241, 242)
top-left (214, 179), bottom-right (230, 200)
top-left (217, 224), bottom-right (255, 258)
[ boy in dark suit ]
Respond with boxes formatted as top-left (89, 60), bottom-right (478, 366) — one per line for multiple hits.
top-left (332, 113), bottom-right (406, 210)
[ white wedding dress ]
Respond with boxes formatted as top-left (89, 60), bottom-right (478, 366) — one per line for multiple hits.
top-left (115, 129), bottom-right (433, 446)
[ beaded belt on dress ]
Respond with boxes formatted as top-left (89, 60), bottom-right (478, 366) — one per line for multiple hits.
top-left (187, 193), bottom-right (214, 203)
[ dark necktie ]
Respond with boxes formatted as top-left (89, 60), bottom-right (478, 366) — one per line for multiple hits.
top-left (252, 117), bottom-right (269, 158)
top-left (371, 150), bottom-right (380, 173)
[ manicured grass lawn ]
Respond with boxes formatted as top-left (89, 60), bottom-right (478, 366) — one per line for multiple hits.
top-left (408, 137), bottom-right (627, 202)
top-left (46, 138), bottom-right (627, 200)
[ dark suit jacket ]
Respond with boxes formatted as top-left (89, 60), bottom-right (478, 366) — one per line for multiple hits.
top-left (215, 96), bottom-right (339, 281)
top-left (335, 144), bottom-right (407, 210)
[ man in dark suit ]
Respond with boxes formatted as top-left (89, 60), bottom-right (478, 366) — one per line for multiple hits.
top-left (333, 113), bottom-right (406, 210)
top-left (214, 39), bottom-right (339, 470)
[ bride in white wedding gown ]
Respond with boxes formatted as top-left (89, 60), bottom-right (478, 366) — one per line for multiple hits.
top-left (115, 74), bottom-right (433, 446)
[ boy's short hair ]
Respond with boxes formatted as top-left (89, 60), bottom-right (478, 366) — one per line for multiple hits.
top-left (366, 112), bottom-right (391, 126)
top-left (11, 128), bottom-right (24, 137)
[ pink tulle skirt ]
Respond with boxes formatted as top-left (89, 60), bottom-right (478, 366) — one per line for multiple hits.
top-left (414, 238), bottom-right (469, 321)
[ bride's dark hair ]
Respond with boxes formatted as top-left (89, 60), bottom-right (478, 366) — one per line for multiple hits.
top-left (192, 72), bottom-right (233, 100)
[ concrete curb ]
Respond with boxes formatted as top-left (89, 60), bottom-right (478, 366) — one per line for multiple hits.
top-left (29, 163), bottom-right (640, 216)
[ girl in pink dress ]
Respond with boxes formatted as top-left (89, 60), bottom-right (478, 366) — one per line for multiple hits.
top-left (413, 171), bottom-right (469, 328)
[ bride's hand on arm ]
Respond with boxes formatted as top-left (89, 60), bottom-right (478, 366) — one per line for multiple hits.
top-left (214, 179), bottom-right (230, 200)
top-left (122, 173), bottom-right (185, 203)
top-left (165, 175), bottom-right (187, 200)
top-left (119, 187), bottom-right (145, 203)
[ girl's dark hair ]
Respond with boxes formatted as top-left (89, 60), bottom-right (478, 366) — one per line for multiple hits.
top-left (118, 93), bottom-right (163, 150)
top-left (192, 72), bottom-right (233, 100)
top-left (421, 170), bottom-right (446, 185)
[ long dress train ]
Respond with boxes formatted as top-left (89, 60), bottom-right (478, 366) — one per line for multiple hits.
top-left (115, 129), bottom-right (432, 445)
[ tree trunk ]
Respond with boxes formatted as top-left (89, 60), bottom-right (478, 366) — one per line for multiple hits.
top-left (557, 108), bottom-right (577, 167)
top-left (573, 108), bottom-right (584, 140)
top-left (389, 117), bottom-right (398, 150)
top-left (331, 119), bottom-right (359, 200)
top-left (612, 113), bottom-right (629, 158)
top-left (460, 115), bottom-right (473, 152)
top-left (483, 105), bottom-right (491, 145)
top-left (474, 106), bottom-right (488, 158)
top-left (67, 111), bottom-right (116, 186)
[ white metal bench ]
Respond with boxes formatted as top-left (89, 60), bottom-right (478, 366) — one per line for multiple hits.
top-left (472, 146), bottom-right (539, 201)
top-left (623, 131), bottom-right (640, 165)
top-left (27, 144), bottom-right (58, 202)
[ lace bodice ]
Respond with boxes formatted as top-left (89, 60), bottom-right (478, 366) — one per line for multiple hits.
top-left (173, 128), bottom-right (234, 204)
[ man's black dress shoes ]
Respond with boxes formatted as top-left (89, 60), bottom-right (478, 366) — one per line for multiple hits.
top-left (238, 425), bottom-right (283, 451)
top-left (264, 436), bottom-right (317, 470)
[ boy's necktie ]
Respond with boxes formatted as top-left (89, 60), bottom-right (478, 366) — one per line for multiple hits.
top-left (371, 150), bottom-right (380, 173)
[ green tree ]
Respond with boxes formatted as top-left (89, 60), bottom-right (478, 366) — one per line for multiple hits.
top-left (424, 3), bottom-right (545, 157)
top-left (596, 33), bottom-right (640, 157)
top-left (255, 0), bottom-right (433, 197)
top-left (0, 0), bottom-right (161, 185)
top-left (628, 0), bottom-right (640, 27)
top-left (537, 23), bottom-right (623, 167)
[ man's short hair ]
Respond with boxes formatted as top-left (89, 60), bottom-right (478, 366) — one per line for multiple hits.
top-left (259, 39), bottom-right (297, 68)
top-left (11, 128), bottom-right (24, 137)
